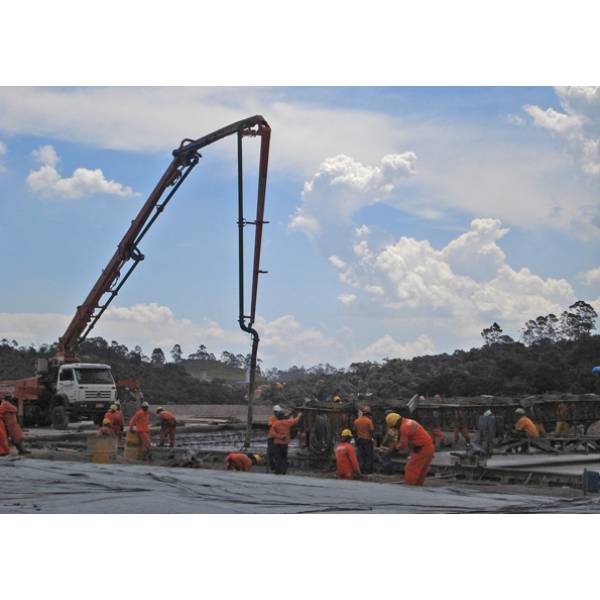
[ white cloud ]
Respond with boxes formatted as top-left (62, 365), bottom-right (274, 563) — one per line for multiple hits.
top-left (505, 114), bottom-right (525, 126)
top-left (0, 87), bottom-right (408, 176)
top-left (26, 144), bottom-right (137, 198)
top-left (0, 304), bottom-right (438, 368)
top-left (523, 87), bottom-right (600, 177)
top-left (338, 293), bottom-right (357, 305)
top-left (289, 152), bottom-right (417, 237)
top-left (351, 334), bottom-right (435, 363)
top-left (328, 255), bottom-right (347, 270)
top-left (329, 218), bottom-right (576, 341)
top-left (580, 267), bottom-right (600, 286)
top-left (354, 224), bottom-right (371, 237)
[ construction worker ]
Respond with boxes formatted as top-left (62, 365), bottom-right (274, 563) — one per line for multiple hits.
top-left (271, 408), bottom-right (303, 475)
top-left (335, 429), bottom-right (361, 480)
top-left (128, 401), bottom-right (152, 459)
top-left (224, 452), bottom-right (261, 471)
top-left (0, 394), bottom-right (29, 455)
top-left (478, 409), bottom-right (497, 456)
top-left (428, 409), bottom-right (445, 450)
top-left (452, 408), bottom-right (471, 448)
top-left (353, 406), bottom-right (374, 474)
top-left (385, 412), bottom-right (435, 486)
top-left (513, 408), bottom-right (539, 453)
top-left (0, 418), bottom-right (9, 456)
top-left (156, 407), bottom-right (177, 447)
top-left (555, 402), bottom-right (570, 435)
top-left (111, 400), bottom-right (124, 446)
top-left (97, 417), bottom-right (116, 438)
top-left (266, 405), bottom-right (281, 472)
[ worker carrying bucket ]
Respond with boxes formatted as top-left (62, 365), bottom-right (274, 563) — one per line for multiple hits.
top-left (156, 407), bottom-right (177, 448)
top-left (128, 401), bottom-right (152, 460)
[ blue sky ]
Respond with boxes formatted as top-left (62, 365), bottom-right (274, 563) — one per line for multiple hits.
top-left (1, 87), bottom-right (599, 367)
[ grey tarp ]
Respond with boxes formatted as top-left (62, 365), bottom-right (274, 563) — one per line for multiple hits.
top-left (1, 458), bottom-right (599, 513)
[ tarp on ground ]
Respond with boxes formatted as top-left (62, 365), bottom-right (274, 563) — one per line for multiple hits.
top-left (1, 458), bottom-right (599, 514)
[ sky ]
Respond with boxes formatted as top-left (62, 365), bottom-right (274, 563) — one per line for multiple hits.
top-left (0, 86), bottom-right (599, 368)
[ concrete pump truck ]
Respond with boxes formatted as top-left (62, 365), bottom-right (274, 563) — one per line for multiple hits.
top-left (0, 116), bottom-right (271, 436)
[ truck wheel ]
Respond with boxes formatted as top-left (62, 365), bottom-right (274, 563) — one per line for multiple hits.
top-left (51, 405), bottom-right (69, 430)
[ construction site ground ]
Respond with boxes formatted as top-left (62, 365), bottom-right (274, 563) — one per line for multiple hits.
top-left (4, 406), bottom-right (600, 513)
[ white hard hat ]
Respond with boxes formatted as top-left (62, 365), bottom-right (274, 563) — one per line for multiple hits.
top-left (515, 408), bottom-right (526, 415)
top-left (273, 405), bottom-right (283, 413)
top-left (141, 401), bottom-right (149, 408)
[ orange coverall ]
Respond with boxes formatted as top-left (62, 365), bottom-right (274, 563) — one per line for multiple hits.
top-left (395, 418), bottom-right (435, 486)
top-left (515, 416), bottom-right (540, 438)
top-left (225, 453), bottom-right (252, 471)
top-left (158, 410), bottom-right (176, 447)
top-left (271, 416), bottom-right (300, 446)
top-left (335, 442), bottom-right (361, 479)
top-left (111, 409), bottom-right (124, 444)
top-left (0, 421), bottom-right (9, 456)
top-left (353, 415), bottom-right (374, 440)
top-left (0, 400), bottom-right (24, 444)
top-left (129, 409), bottom-right (151, 451)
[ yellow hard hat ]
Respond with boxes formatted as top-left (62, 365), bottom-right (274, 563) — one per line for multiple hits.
top-left (110, 404), bottom-right (118, 411)
top-left (341, 428), bottom-right (353, 438)
top-left (156, 406), bottom-right (164, 413)
top-left (385, 412), bottom-right (401, 428)
top-left (333, 395), bottom-right (342, 402)
top-left (252, 454), bottom-right (262, 465)
top-left (102, 418), bottom-right (111, 426)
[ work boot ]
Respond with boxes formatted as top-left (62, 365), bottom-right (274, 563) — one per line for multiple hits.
top-left (16, 443), bottom-right (31, 455)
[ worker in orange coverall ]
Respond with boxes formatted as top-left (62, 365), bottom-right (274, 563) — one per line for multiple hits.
top-left (266, 406), bottom-right (280, 472)
top-left (129, 401), bottom-right (152, 459)
top-left (335, 429), bottom-right (361, 480)
top-left (271, 409), bottom-right (303, 474)
top-left (156, 407), bottom-right (177, 447)
top-left (97, 418), bottom-right (116, 439)
top-left (0, 419), bottom-right (9, 456)
top-left (385, 412), bottom-right (435, 486)
top-left (353, 406), bottom-right (375, 474)
top-left (0, 394), bottom-right (29, 454)
top-left (111, 400), bottom-right (125, 446)
top-left (224, 452), bottom-right (261, 471)
top-left (513, 408), bottom-right (539, 453)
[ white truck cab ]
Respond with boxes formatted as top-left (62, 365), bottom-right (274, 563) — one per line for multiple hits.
top-left (53, 363), bottom-right (117, 426)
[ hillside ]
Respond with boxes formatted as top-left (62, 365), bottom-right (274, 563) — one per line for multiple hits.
top-left (260, 335), bottom-right (600, 406)
top-left (0, 337), bottom-right (247, 405)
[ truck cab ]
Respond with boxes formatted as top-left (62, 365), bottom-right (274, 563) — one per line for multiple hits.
top-left (51, 363), bottom-right (117, 428)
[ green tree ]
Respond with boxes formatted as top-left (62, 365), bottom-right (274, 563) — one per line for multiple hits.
top-left (151, 347), bottom-right (166, 367)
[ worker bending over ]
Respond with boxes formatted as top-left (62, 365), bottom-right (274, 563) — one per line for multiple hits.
top-left (224, 452), bottom-right (261, 471)
top-left (513, 408), bottom-right (539, 453)
top-left (156, 407), bottom-right (177, 447)
top-left (129, 401), bottom-right (152, 460)
top-left (386, 412), bottom-right (435, 486)
top-left (271, 408), bottom-right (303, 475)
top-left (353, 406), bottom-right (374, 474)
top-left (0, 395), bottom-right (29, 455)
top-left (335, 429), bottom-right (361, 480)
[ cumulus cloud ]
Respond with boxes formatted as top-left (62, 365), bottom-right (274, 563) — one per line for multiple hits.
top-left (289, 152), bottom-right (417, 237)
top-left (26, 144), bottom-right (137, 198)
top-left (523, 86), bottom-right (600, 177)
top-left (351, 334), bottom-right (435, 363)
top-left (338, 293), bottom-right (357, 305)
top-left (580, 267), bottom-right (600, 286)
top-left (328, 218), bottom-right (576, 340)
top-left (0, 304), bottom-right (436, 368)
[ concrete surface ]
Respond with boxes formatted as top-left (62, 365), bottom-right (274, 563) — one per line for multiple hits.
top-left (2, 458), bottom-right (599, 513)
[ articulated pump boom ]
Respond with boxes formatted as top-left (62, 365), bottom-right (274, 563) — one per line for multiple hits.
top-left (3, 116), bottom-right (271, 438)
